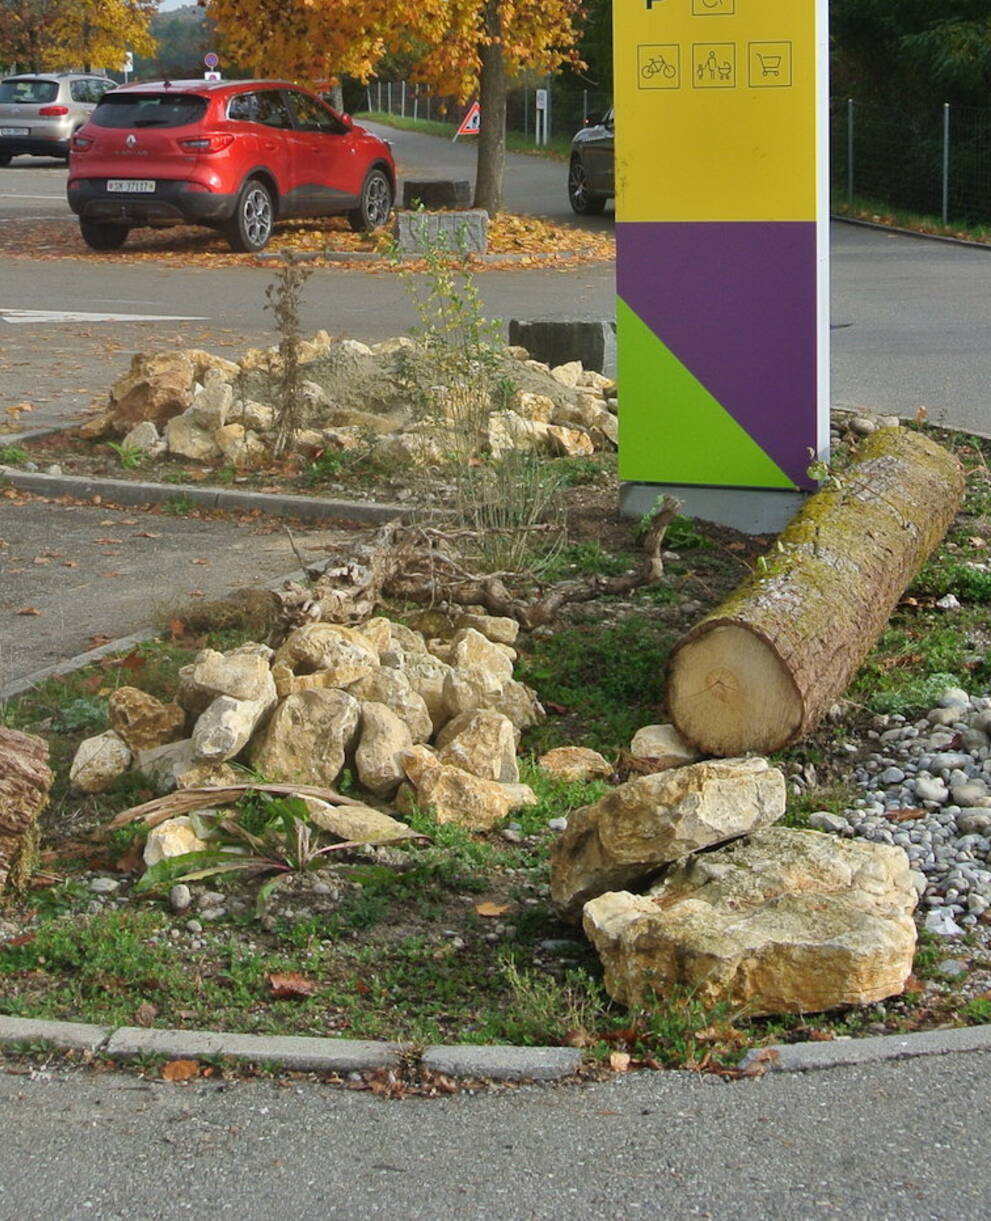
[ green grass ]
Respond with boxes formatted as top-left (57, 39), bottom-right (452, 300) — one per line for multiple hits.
top-left (832, 193), bottom-right (991, 245)
top-left (0, 444), bottom-right (29, 464)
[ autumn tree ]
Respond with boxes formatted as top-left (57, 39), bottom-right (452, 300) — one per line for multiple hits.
top-left (0, 0), bottom-right (155, 73)
top-left (202, 0), bottom-right (585, 216)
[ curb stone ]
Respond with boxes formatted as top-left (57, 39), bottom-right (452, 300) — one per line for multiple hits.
top-left (739, 1023), bottom-right (991, 1074)
top-left (832, 213), bottom-right (991, 253)
top-left (0, 468), bottom-right (411, 525)
top-left (0, 1018), bottom-right (580, 1082)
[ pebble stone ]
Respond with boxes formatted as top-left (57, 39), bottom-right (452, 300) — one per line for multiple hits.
top-left (89, 877), bottom-right (119, 895)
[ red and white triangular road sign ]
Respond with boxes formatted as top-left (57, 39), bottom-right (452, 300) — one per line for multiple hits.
top-left (455, 102), bottom-right (481, 136)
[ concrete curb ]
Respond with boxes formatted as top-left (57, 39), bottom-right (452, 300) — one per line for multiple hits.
top-left (0, 468), bottom-right (411, 525)
top-left (740, 1023), bottom-right (991, 1074)
top-left (832, 213), bottom-right (991, 253)
top-left (254, 249), bottom-right (602, 266)
top-left (0, 1017), bottom-right (580, 1082)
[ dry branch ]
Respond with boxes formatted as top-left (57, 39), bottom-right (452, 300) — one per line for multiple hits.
top-left (666, 428), bottom-right (965, 756)
top-left (105, 781), bottom-right (366, 833)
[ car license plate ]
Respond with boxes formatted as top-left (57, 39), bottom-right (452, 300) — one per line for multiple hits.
top-left (0, 127), bottom-right (30, 137)
top-left (107, 179), bottom-right (156, 193)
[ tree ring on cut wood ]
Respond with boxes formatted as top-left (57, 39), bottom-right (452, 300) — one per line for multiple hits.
top-left (670, 624), bottom-right (803, 756)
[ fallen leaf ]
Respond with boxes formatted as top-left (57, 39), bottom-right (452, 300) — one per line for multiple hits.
top-left (15, 607), bottom-right (41, 616)
top-left (268, 971), bottom-right (317, 999)
top-left (120, 650), bottom-right (146, 671)
top-left (609, 1051), bottom-right (631, 1073)
top-left (191, 558), bottom-right (208, 565)
top-left (93, 537), bottom-right (122, 544)
top-left (133, 531), bottom-right (161, 539)
top-left (161, 1059), bottom-right (200, 1081)
top-left (63, 560), bottom-right (79, 568)
top-left (98, 571), bottom-right (123, 578)
top-left (88, 634), bottom-right (113, 648)
top-left (886, 808), bottom-right (926, 823)
top-left (475, 901), bottom-right (510, 918)
top-left (135, 1001), bottom-right (159, 1027)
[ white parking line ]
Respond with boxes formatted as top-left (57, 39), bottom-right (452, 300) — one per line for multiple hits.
top-left (0, 308), bottom-right (209, 324)
top-left (0, 215), bottom-right (66, 222)
top-left (0, 193), bottom-right (65, 200)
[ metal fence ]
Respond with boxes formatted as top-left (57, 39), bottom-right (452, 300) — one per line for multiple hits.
top-left (360, 79), bottom-right (611, 145)
top-left (831, 99), bottom-right (991, 226)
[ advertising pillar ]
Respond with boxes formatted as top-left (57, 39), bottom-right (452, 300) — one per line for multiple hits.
top-left (615, 0), bottom-right (829, 521)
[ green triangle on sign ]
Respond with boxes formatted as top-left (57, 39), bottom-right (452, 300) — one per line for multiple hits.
top-left (616, 298), bottom-right (796, 490)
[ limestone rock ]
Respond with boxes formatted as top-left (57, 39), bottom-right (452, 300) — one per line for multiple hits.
top-left (488, 679), bottom-right (545, 732)
top-left (249, 688), bottom-right (360, 787)
top-left (546, 424), bottom-right (595, 458)
top-left (109, 350), bottom-right (194, 429)
top-left (583, 827), bottom-right (918, 1016)
top-left (629, 723), bottom-right (701, 769)
top-left (449, 628), bottom-right (516, 685)
top-left (143, 816), bottom-right (210, 867)
top-left (375, 432), bottom-right (445, 467)
top-left (165, 413), bottom-right (221, 461)
top-left (135, 739), bottom-right (198, 792)
top-left (487, 410), bottom-right (549, 458)
top-left (302, 798), bottom-right (419, 844)
top-left (550, 360), bottom-right (583, 388)
top-left (232, 399), bottom-right (275, 432)
top-left (108, 686), bottom-right (186, 752)
top-left (347, 668), bottom-right (432, 743)
top-left (401, 651), bottom-right (456, 732)
top-left (390, 623), bottom-right (429, 655)
top-left (182, 348), bottom-right (241, 383)
top-left (355, 702), bottom-right (415, 797)
top-left (398, 746), bottom-right (534, 830)
top-left (361, 617), bottom-right (394, 653)
top-left (274, 623), bottom-right (378, 686)
top-left (192, 690), bottom-right (275, 762)
top-left (121, 420), bottom-right (165, 457)
top-left (550, 757), bottom-right (786, 918)
top-left (513, 391), bottom-right (556, 423)
top-left (442, 665), bottom-right (505, 721)
top-left (69, 730), bottom-right (133, 794)
top-left (187, 379), bottom-right (232, 431)
top-left (454, 611), bottom-right (519, 646)
top-left (538, 746), bottom-right (613, 783)
top-left (436, 710), bottom-right (520, 783)
top-left (183, 646), bottom-right (276, 705)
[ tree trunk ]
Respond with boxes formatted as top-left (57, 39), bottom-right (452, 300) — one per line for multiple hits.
top-left (666, 428), bottom-right (965, 757)
top-left (0, 728), bottom-right (52, 894)
top-left (473, 1), bottom-right (507, 216)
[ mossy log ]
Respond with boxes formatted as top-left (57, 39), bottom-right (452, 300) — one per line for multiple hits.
top-left (667, 428), bottom-right (965, 756)
top-left (0, 728), bottom-right (53, 893)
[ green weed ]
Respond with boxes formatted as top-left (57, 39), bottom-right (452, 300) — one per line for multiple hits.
top-left (0, 445), bottom-right (29, 465)
top-left (107, 441), bottom-right (146, 470)
top-left (162, 493), bottom-right (197, 515)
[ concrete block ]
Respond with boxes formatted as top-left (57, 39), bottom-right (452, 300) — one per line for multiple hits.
top-left (619, 482), bottom-right (808, 536)
top-left (402, 180), bottom-right (473, 210)
top-left (105, 1026), bottom-right (405, 1073)
top-left (508, 318), bottom-right (617, 377)
top-left (739, 1023), bottom-right (991, 1074)
top-left (395, 209), bottom-right (489, 255)
top-left (421, 1043), bottom-right (582, 1081)
top-left (0, 1016), bottom-right (111, 1052)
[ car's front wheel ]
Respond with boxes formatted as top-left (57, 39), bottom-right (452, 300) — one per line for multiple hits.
top-left (568, 156), bottom-right (607, 216)
top-left (79, 218), bottom-right (129, 250)
top-left (225, 178), bottom-right (274, 252)
top-left (348, 168), bottom-right (393, 232)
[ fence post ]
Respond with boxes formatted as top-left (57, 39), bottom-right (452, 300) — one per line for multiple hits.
top-left (401, 80), bottom-right (406, 119)
top-left (366, 85), bottom-right (372, 112)
top-left (847, 97), bottom-right (854, 204)
top-left (582, 88), bottom-right (588, 122)
top-left (942, 102), bottom-right (951, 225)
top-left (545, 75), bottom-right (552, 143)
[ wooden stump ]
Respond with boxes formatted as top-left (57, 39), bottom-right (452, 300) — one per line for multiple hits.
top-left (667, 428), bottom-right (965, 756)
top-left (0, 728), bottom-right (53, 893)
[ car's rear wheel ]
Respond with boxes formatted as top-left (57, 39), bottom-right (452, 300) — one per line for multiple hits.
top-left (0, 153), bottom-right (12, 167)
top-left (568, 157), bottom-right (607, 216)
top-left (225, 178), bottom-right (274, 252)
top-left (79, 218), bottom-right (130, 250)
top-left (348, 168), bottom-right (393, 232)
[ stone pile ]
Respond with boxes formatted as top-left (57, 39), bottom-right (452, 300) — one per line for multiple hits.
top-left (550, 753), bottom-right (919, 1016)
top-left (69, 611), bottom-right (546, 837)
top-left (810, 686), bottom-right (991, 938)
top-left (85, 333), bottom-right (618, 470)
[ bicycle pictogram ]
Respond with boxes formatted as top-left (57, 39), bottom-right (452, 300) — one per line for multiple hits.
top-left (641, 53), bottom-right (677, 80)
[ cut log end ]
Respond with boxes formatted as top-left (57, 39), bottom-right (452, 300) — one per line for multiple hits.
top-left (668, 624), bottom-right (803, 755)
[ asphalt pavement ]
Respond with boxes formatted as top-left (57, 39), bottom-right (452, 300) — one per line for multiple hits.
top-left (0, 1053), bottom-right (989, 1219)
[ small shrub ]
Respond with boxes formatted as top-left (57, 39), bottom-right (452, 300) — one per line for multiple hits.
top-left (0, 445), bottom-right (29, 465)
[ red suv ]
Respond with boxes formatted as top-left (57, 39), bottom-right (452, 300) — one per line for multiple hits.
top-left (67, 79), bottom-right (396, 252)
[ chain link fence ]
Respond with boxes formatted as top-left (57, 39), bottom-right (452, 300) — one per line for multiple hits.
top-left (831, 99), bottom-right (991, 226)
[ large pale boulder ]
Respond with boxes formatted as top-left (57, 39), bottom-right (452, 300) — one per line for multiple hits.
top-left (355, 702), bottom-right (414, 797)
top-left (401, 651), bottom-right (456, 732)
top-left (108, 687), bottom-right (185, 752)
top-left (248, 688), bottom-right (360, 787)
top-left (121, 420), bottom-right (165, 457)
top-left (489, 679), bottom-right (545, 732)
top-left (164, 413), bottom-right (222, 462)
top-left (109, 350), bottom-right (194, 429)
top-left (546, 424), bottom-right (595, 458)
top-left (550, 757), bottom-right (786, 918)
top-left (442, 665), bottom-right (506, 721)
top-left (449, 628), bottom-right (516, 684)
top-left (184, 643), bottom-right (275, 704)
top-left (397, 746), bottom-right (535, 831)
top-left (274, 623), bottom-right (378, 686)
top-left (302, 798), bottom-right (419, 844)
top-left (187, 379), bottom-right (233, 431)
top-left (538, 746), bottom-right (613, 783)
top-left (436, 710), bottom-right (519, 783)
top-left (629, 724), bottom-right (701, 769)
top-left (454, 611), bottom-right (519, 646)
top-left (183, 348), bottom-right (241, 383)
top-left (136, 739), bottom-right (238, 793)
top-left (69, 730), bottom-right (132, 794)
top-left (583, 828), bottom-right (918, 1016)
top-left (192, 689), bottom-right (276, 762)
top-left (347, 669), bottom-right (432, 743)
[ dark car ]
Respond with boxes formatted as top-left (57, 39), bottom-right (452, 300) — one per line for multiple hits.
top-left (0, 72), bottom-right (116, 163)
top-left (567, 107), bottom-right (614, 216)
top-left (67, 78), bottom-right (396, 252)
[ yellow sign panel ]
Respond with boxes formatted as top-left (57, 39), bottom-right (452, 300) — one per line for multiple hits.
top-left (617, 0), bottom-right (819, 222)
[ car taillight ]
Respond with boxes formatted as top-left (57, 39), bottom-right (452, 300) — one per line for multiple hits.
top-left (71, 134), bottom-right (93, 151)
top-left (38, 105), bottom-right (69, 116)
top-left (178, 134), bottom-right (235, 153)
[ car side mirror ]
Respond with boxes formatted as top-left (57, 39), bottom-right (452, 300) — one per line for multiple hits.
top-left (584, 112), bottom-right (603, 127)
top-left (338, 112), bottom-right (353, 130)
